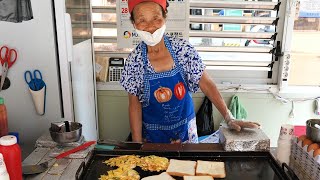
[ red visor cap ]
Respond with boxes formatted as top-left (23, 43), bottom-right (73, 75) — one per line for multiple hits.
top-left (128, 0), bottom-right (167, 13)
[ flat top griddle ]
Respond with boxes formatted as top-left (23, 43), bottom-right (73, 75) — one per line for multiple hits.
top-left (80, 149), bottom-right (290, 180)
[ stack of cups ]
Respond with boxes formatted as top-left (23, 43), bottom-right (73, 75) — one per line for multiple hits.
top-left (276, 124), bottom-right (294, 165)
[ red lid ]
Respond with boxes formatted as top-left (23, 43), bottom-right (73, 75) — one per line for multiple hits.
top-left (128, 0), bottom-right (167, 13)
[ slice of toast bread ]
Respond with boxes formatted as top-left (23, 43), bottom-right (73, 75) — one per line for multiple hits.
top-left (195, 160), bottom-right (226, 178)
top-left (141, 172), bottom-right (175, 180)
top-left (166, 159), bottom-right (196, 177)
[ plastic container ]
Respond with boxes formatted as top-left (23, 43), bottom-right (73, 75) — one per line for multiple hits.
top-left (290, 136), bottom-right (320, 180)
top-left (0, 98), bottom-right (8, 137)
top-left (0, 135), bottom-right (22, 180)
top-left (0, 153), bottom-right (9, 180)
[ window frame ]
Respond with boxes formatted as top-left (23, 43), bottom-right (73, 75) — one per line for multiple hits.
top-left (278, 0), bottom-right (320, 94)
top-left (92, 0), bottom-right (320, 94)
top-left (189, 0), bottom-right (281, 88)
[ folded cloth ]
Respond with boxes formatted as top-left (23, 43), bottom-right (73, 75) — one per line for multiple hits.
top-left (229, 95), bottom-right (247, 120)
top-left (0, 0), bottom-right (33, 23)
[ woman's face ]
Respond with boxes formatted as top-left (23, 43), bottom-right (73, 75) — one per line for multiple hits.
top-left (132, 2), bottom-right (166, 34)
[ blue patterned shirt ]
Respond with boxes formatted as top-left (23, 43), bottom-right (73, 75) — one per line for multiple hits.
top-left (120, 36), bottom-right (206, 102)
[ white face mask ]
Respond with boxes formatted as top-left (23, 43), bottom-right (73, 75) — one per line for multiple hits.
top-left (135, 24), bottom-right (166, 46)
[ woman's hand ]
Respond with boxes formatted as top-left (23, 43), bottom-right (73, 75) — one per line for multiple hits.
top-left (224, 109), bottom-right (260, 131)
top-left (227, 119), bottom-right (260, 131)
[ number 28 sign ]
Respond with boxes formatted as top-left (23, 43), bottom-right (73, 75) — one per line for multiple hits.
top-left (120, 0), bottom-right (129, 14)
top-left (117, 0), bottom-right (189, 48)
top-left (121, 8), bottom-right (129, 14)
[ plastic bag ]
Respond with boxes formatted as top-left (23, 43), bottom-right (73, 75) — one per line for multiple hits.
top-left (0, 0), bottom-right (33, 23)
top-left (196, 96), bottom-right (215, 136)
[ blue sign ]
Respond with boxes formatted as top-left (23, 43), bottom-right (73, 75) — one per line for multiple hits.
top-left (299, 12), bottom-right (320, 18)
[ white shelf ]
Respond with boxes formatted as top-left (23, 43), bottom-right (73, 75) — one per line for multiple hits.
top-left (96, 81), bottom-right (123, 90)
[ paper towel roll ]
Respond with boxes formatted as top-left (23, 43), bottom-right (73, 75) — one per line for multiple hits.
top-left (71, 39), bottom-right (97, 141)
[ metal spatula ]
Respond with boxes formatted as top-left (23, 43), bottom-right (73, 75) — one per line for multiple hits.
top-left (22, 141), bottom-right (96, 175)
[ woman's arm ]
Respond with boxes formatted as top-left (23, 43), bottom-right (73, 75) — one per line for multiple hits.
top-left (199, 71), bottom-right (230, 121)
top-left (199, 71), bottom-right (260, 131)
top-left (128, 93), bottom-right (143, 142)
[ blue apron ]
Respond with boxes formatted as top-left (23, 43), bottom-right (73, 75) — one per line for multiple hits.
top-left (141, 36), bottom-right (198, 143)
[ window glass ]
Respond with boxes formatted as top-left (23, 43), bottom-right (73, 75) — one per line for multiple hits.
top-left (289, 0), bottom-right (320, 86)
top-left (92, 13), bottom-right (116, 22)
top-left (93, 28), bottom-right (117, 37)
top-left (190, 8), bottom-right (276, 48)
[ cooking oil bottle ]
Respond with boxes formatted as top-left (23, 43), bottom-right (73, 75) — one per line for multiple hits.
top-left (0, 98), bottom-right (8, 137)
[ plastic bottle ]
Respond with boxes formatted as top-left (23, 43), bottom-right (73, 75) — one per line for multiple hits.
top-left (0, 153), bottom-right (10, 180)
top-left (0, 135), bottom-right (22, 180)
top-left (0, 97), bottom-right (8, 137)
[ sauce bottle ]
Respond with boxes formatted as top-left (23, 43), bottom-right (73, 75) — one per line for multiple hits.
top-left (0, 97), bottom-right (8, 137)
top-left (0, 135), bottom-right (22, 180)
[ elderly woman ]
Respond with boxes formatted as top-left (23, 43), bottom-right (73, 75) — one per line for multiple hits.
top-left (120, 0), bottom-right (259, 143)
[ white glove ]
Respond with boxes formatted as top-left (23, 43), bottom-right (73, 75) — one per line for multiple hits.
top-left (227, 119), bottom-right (261, 131)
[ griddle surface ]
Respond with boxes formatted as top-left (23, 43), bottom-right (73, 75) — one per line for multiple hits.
top-left (81, 151), bottom-right (289, 180)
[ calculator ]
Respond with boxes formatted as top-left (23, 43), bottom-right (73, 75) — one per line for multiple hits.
top-left (108, 58), bottom-right (125, 82)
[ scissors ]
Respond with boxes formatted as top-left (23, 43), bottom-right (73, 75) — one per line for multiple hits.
top-left (0, 46), bottom-right (18, 69)
top-left (0, 62), bottom-right (8, 91)
top-left (24, 70), bottom-right (45, 91)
